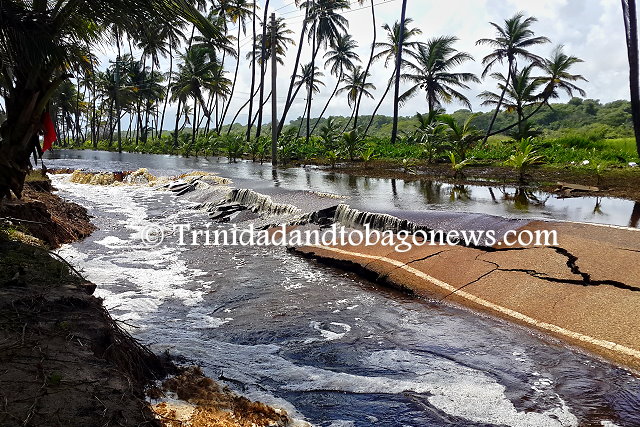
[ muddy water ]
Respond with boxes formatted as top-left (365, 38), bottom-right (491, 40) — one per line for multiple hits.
top-left (45, 150), bottom-right (640, 426)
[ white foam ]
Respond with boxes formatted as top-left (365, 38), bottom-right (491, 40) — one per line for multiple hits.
top-left (53, 177), bottom-right (207, 326)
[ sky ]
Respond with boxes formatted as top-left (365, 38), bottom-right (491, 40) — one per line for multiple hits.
top-left (94, 0), bottom-right (630, 129)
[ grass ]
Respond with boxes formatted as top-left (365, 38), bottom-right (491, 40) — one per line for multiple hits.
top-left (59, 131), bottom-right (640, 171)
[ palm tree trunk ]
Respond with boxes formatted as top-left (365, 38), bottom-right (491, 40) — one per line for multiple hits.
top-left (159, 42), bottom-right (174, 139)
top-left (311, 74), bottom-right (342, 134)
top-left (255, 0), bottom-right (271, 139)
top-left (219, 26), bottom-right (243, 133)
top-left (353, 0), bottom-right (377, 130)
top-left (483, 65), bottom-right (512, 144)
top-left (191, 100), bottom-right (197, 151)
top-left (115, 28), bottom-right (123, 152)
top-left (277, 5), bottom-right (309, 137)
top-left (622, 0), bottom-right (640, 157)
top-left (246, 1), bottom-right (258, 141)
top-left (306, 29), bottom-right (317, 143)
top-left (364, 75), bottom-right (394, 136)
top-left (173, 98), bottom-right (182, 148)
top-left (228, 83), bottom-right (262, 135)
top-left (390, 0), bottom-right (408, 144)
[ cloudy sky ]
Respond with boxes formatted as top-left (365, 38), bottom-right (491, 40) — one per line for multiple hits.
top-left (96, 0), bottom-right (629, 128)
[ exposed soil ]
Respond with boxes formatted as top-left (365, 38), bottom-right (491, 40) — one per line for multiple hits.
top-left (321, 161), bottom-right (640, 201)
top-left (0, 239), bottom-right (168, 426)
top-left (0, 177), bottom-right (294, 427)
top-left (0, 172), bottom-right (96, 248)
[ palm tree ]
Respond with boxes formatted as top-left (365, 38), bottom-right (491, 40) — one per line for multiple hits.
top-left (364, 18), bottom-right (422, 136)
top-left (137, 24), bottom-right (170, 140)
top-left (487, 46), bottom-right (586, 137)
top-left (440, 114), bottom-right (483, 160)
top-left (0, 0), bottom-right (219, 198)
top-left (216, 0), bottom-right (256, 133)
top-left (158, 22), bottom-right (187, 139)
top-left (171, 47), bottom-right (229, 148)
top-left (337, 66), bottom-right (376, 130)
top-left (476, 13), bottom-right (550, 143)
top-left (246, 0), bottom-right (259, 141)
top-left (401, 36), bottom-right (479, 114)
top-left (353, 0), bottom-right (378, 130)
top-left (622, 0), bottom-right (640, 156)
top-left (312, 34), bottom-right (360, 133)
top-left (295, 63), bottom-right (325, 137)
top-left (480, 65), bottom-right (544, 139)
top-left (391, 0), bottom-right (409, 144)
top-left (277, 0), bottom-right (350, 138)
top-left (247, 16), bottom-right (294, 137)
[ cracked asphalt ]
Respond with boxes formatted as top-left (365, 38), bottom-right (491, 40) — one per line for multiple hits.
top-left (292, 220), bottom-right (640, 370)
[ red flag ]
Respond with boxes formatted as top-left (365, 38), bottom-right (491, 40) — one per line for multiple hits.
top-left (42, 111), bottom-right (57, 152)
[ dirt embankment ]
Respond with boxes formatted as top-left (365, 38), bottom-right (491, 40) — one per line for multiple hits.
top-left (0, 175), bottom-right (294, 426)
top-left (0, 239), bottom-right (167, 425)
top-left (0, 172), bottom-right (95, 248)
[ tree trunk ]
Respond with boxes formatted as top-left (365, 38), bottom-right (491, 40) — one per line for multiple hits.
top-left (173, 98), bottom-right (182, 148)
top-left (364, 74), bottom-right (394, 136)
top-left (312, 73), bottom-right (342, 134)
top-left (191, 100), bottom-right (198, 153)
top-left (255, 0), bottom-right (271, 139)
top-left (390, 0), bottom-right (408, 144)
top-left (277, 4), bottom-right (309, 137)
top-left (219, 25), bottom-right (243, 133)
top-left (246, 1), bottom-right (258, 141)
top-left (483, 63), bottom-right (513, 144)
top-left (306, 29), bottom-right (317, 143)
top-left (353, 0), bottom-right (377, 130)
top-left (622, 0), bottom-right (640, 157)
top-left (159, 42), bottom-right (174, 139)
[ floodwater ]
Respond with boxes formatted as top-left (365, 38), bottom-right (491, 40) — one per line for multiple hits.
top-left (45, 150), bottom-right (640, 426)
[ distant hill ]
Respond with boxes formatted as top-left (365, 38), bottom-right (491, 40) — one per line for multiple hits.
top-left (224, 98), bottom-right (634, 140)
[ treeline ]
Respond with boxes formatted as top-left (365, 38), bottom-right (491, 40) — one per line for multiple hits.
top-left (270, 98), bottom-right (636, 140)
top-left (15, 6), bottom-right (590, 153)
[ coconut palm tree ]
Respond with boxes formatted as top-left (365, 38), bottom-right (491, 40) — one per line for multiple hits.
top-left (137, 24), bottom-right (170, 140)
top-left (277, 0), bottom-right (350, 138)
top-left (246, 16), bottom-right (294, 137)
top-left (295, 63), bottom-right (325, 137)
top-left (479, 65), bottom-right (544, 139)
top-left (400, 36), bottom-right (479, 114)
top-left (622, 0), bottom-right (640, 156)
top-left (312, 34), bottom-right (360, 133)
top-left (391, 0), bottom-right (409, 144)
top-left (215, 0), bottom-right (256, 133)
top-left (487, 46), bottom-right (586, 137)
top-left (338, 66), bottom-right (376, 129)
top-left (364, 18), bottom-right (422, 136)
top-left (353, 0), bottom-right (378, 130)
top-left (158, 22), bottom-right (187, 139)
top-left (171, 47), bottom-right (229, 148)
top-left (476, 13), bottom-right (550, 143)
top-left (0, 0), bottom-right (222, 199)
top-left (440, 114), bottom-right (483, 160)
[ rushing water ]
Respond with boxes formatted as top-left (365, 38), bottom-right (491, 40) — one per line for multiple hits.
top-left (44, 149), bottom-right (640, 229)
top-left (46, 150), bottom-right (640, 426)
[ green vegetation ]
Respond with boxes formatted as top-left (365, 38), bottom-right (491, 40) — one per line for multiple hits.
top-left (64, 100), bottom-right (640, 174)
top-left (2, 3), bottom-right (640, 198)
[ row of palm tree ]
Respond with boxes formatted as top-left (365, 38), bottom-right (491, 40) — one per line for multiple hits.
top-left (1, 1), bottom-right (598, 200)
top-left (56, 10), bottom-right (587, 152)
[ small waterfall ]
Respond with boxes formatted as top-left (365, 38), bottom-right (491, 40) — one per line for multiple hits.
top-left (226, 189), bottom-right (301, 216)
top-left (334, 204), bottom-right (428, 234)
